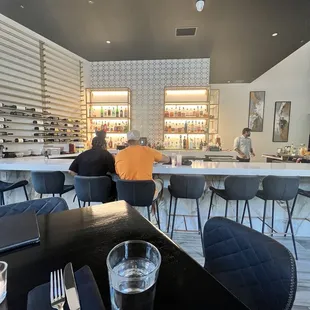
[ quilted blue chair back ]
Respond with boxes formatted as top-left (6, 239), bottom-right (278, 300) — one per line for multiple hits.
top-left (203, 217), bottom-right (297, 310)
top-left (224, 176), bottom-right (260, 200)
top-left (31, 171), bottom-right (65, 194)
top-left (74, 176), bottom-right (112, 203)
top-left (0, 197), bottom-right (68, 218)
top-left (116, 180), bottom-right (155, 207)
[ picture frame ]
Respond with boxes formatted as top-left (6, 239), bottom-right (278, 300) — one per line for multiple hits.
top-left (248, 91), bottom-right (265, 132)
top-left (272, 101), bottom-right (291, 142)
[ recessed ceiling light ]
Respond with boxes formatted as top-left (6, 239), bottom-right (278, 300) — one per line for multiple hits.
top-left (20, 5), bottom-right (24, 8)
top-left (106, 41), bottom-right (111, 44)
top-left (272, 32), bottom-right (278, 37)
top-left (88, 0), bottom-right (94, 4)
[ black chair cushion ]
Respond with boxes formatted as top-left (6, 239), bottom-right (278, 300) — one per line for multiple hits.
top-left (203, 217), bottom-right (297, 310)
top-left (0, 197), bottom-right (69, 218)
top-left (256, 190), bottom-right (266, 200)
top-left (209, 187), bottom-right (230, 200)
top-left (298, 188), bottom-right (310, 198)
top-left (0, 180), bottom-right (28, 192)
top-left (169, 175), bottom-right (205, 199)
top-left (62, 185), bottom-right (75, 194)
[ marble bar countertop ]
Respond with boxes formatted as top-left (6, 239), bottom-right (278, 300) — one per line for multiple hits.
top-left (0, 157), bottom-right (310, 176)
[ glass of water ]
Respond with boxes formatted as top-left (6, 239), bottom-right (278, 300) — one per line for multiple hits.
top-left (107, 240), bottom-right (161, 310)
top-left (0, 262), bottom-right (8, 304)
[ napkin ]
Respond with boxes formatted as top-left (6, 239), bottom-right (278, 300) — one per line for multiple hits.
top-left (27, 265), bottom-right (106, 310)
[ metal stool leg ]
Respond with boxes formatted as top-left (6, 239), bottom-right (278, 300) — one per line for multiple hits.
top-left (23, 185), bottom-right (29, 201)
top-left (40, 194), bottom-right (43, 199)
top-left (78, 199), bottom-right (81, 208)
top-left (52, 194), bottom-right (55, 197)
top-left (271, 200), bottom-right (275, 237)
top-left (247, 201), bottom-right (253, 229)
top-left (88, 201), bottom-right (91, 207)
top-left (236, 200), bottom-right (239, 223)
top-left (83, 201), bottom-right (86, 208)
top-left (0, 192), bottom-right (4, 205)
top-left (285, 195), bottom-right (297, 236)
top-left (262, 200), bottom-right (267, 233)
top-left (147, 206), bottom-right (151, 221)
top-left (286, 201), bottom-right (298, 260)
top-left (167, 195), bottom-right (173, 233)
top-left (241, 201), bottom-right (247, 224)
top-left (208, 191), bottom-right (214, 219)
top-left (170, 198), bottom-right (178, 239)
top-left (225, 200), bottom-right (228, 218)
top-left (2, 193), bottom-right (5, 205)
top-left (196, 198), bottom-right (204, 257)
top-left (156, 200), bottom-right (161, 230)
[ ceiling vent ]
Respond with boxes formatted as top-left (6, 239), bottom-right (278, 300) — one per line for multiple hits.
top-left (175, 27), bottom-right (197, 37)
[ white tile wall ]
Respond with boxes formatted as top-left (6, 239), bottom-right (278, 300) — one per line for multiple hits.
top-left (90, 58), bottom-right (210, 143)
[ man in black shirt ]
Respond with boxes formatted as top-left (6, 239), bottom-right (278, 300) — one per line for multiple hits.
top-left (69, 137), bottom-right (116, 199)
top-left (69, 137), bottom-right (115, 177)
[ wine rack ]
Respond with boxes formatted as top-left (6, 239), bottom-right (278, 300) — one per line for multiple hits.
top-left (86, 88), bottom-right (131, 149)
top-left (163, 86), bottom-right (215, 150)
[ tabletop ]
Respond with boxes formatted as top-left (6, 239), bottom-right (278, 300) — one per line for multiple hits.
top-left (0, 201), bottom-right (247, 310)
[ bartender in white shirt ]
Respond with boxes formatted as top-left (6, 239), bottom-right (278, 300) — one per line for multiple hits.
top-left (233, 128), bottom-right (255, 162)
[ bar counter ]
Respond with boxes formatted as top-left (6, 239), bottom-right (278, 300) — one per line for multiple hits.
top-left (0, 157), bottom-right (309, 237)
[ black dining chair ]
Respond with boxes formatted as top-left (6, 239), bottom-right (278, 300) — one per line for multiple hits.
top-left (208, 176), bottom-right (260, 227)
top-left (31, 171), bottom-right (74, 198)
top-left (167, 175), bottom-right (205, 251)
top-left (203, 217), bottom-right (297, 310)
top-left (0, 180), bottom-right (29, 205)
top-left (116, 180), bottom-right (161, 229)
top-left (256, 176), bottom-right (299, 259)
top-left (0, 197), bottom-right (68, 217)
top-left (74, 176), bottom-right (115, 207)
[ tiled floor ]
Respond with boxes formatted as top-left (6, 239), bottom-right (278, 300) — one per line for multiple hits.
top-left (171, 232), bottom-right (310, 309)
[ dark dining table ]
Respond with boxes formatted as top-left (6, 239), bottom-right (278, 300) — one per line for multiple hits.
top-left (0, 201), bottom-right (247, 310)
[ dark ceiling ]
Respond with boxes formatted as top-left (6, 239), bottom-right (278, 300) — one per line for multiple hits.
top-left (1, 0), bottom-right (310, 83)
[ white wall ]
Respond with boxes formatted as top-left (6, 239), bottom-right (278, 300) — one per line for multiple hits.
top-left (213, 41), bottom-right (310, 161)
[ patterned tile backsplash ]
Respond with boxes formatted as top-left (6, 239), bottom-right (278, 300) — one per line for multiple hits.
top-left (90, 58), bottom-right (210, 143)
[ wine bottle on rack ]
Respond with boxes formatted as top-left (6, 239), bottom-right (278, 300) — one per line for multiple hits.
top-left (116, 106), bottom-right (119, 118)
top-left (108, 107), bottom-right (111, 116)
top-left (100, 106), bottom-right (104, 117)
top-left (112, 107), bottom-right (116, 117)
top-left (124, 107), bottom-right (128, 118)
top-left (120, 107), bottom-right (123, 118)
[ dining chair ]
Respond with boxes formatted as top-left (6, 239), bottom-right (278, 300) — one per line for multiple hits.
top-left (203, 217), bottom-right (297, 310)
top-left (0, 197), bottom-right (69, 218)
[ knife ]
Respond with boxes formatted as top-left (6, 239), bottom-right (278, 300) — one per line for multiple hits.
top-left (64, 263), bottom-right (81, 310)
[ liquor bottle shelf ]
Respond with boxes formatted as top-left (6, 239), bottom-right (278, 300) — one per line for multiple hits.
top-left (89, 131), bottom-right (127, 134)
top-left (164, 117), bottom-right (208, 120)
top-left (87, 102), bottom-right (130, 105)
top-left (164, 132), bottom-right (206, 135)
top-left (88, 117), bottom-right (129, 120)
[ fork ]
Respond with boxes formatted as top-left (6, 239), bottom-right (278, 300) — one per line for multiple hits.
top-left (50, 269), bottom-right (66, 310)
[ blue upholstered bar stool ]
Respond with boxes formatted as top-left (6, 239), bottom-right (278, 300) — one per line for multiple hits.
top-left (74, 176), bottom-right (114, 207)
top-left (256, 175), bottom-right (299, 259)
top-left (31, 171), bottom-right (74, 198)
top-left (208, 176), bottom-right (260, 227)
top-left (116, 180), bottom-right (161, 229)
top-left (203, 217), bottom-right (297, 310)
top-left (0, 197), bottom-right (68, 217)
top-left (167, 175), bottom-right (205, 251)
top-left (0, 180), bottom-right (29, 205)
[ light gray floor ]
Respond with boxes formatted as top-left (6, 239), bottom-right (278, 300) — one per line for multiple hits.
top-left (170, 232), bottom-right (310, 309)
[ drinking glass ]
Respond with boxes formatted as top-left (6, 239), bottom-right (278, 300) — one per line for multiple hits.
top-left (0, 262), bottom-right (8, 304)
top-left (107, 240), bottom-right (161, 310)
top-left (171, 153), bottom-right (177, 167)
top-left (176, 154), bottom-right (182, 166)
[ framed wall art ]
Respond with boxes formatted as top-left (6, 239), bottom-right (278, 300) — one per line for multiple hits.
top-left (248, 91), bottom-right (265, 132)
top-left (272, 101), bottom-right (291, 142)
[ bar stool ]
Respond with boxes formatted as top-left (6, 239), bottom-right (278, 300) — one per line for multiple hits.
top-left (0, 180), bottom-right (29, 205)
top-left (167, 175), bottom-right (205, 251)
top-left (256, 175), bottom-right (299, 260)
top-left (116, 180), bottom-right (161, 229)
top-left (208, 176), bottom-right (260, 227)
top-left (31, 171), bottom-right (74, 198)
top-left (74, 176), bottom-right (115, 207)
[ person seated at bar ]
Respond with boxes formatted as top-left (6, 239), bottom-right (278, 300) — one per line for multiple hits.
top-left (115, 130), bottom-right (170, 200)
top-left (69, 136), bottom-right (115, 177)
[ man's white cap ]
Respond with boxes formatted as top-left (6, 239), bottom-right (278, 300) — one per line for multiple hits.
top-left (127, 130), bottom-right (140, 141)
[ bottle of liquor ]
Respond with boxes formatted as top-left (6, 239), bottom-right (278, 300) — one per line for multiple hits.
top-left (178, 107), bottom-right (181, 117)
top-left (112, 107), bottom-right (116, 117)
top-left (200, 140), bottom-right (203, 150)
top-left (124, 107), bottom-right (128, 118)
top-left (174, 106), bottom-right (178, 117)
top-left (89, 105), bottom-right (92, 117)
top-left (165, 121), bottom-right (168, 132)
top-left (196, 106), bottom-right (200, 117)
top-left (182, 107), bottom-right (186, 117)
top-left (169, 108), bottom-right (174, 118)
top-left (183, 136), bottom-right (187, 149)
top-left (165, 108), bottom-right (169, 117)
top-left (120, 107), bottom-right (123, 118)
top-left (179, 135), bottom-right (182, 149)
top-left (108, 137), bottom-right (113, 148)
top-left (103, 121), bottom-right (107, 132)
top-left (104, 108), bottom-right (108, 117)
top-left (100, 106), bottom-right (104, 117)
top-left (200, 106), bottom-right (203, 117)
top-left (184, 121), bottom-right (187, 133)
top-left (108, 107), bottom-right (111, 116)
top-left (116, 106), bottom-right (119, 117)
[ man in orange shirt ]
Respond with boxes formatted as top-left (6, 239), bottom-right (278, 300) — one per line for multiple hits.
top-left (115, 130), bottom-right (170, 199)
